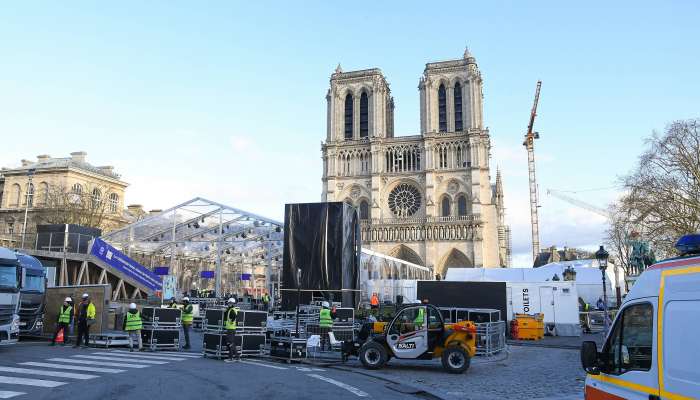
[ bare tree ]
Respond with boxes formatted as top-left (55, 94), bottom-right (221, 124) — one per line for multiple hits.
top-left (40, 183), bottom-right (114, 230)
top-left (615, 119), bottom-right (700, 259)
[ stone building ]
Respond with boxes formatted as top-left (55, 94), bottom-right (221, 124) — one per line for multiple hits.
top-left (321, 49), bottom-right (511, 276)
top-left (0, 152), bottom-right (130, 242)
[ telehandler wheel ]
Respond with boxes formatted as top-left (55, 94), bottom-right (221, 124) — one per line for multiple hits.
top-left (359, 341), bottom-right (388, 370)
top-left (441, 347), bottom-right (470, 374)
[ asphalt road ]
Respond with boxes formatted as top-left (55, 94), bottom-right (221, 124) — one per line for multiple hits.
top-left (0, 341), bottom-right (424, 400)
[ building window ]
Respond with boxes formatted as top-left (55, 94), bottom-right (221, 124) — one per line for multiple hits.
top-left (12, 184), bottom-right (21, 207)
top-left (359, 92), bottom-right (369, 138)
top-left (344, 93), bottom-right (353, 140)
top-left (359, 200), bottom-right (369, 220)
top-left (388, 183), bottom-right (421, 218)
top-left (454, 82), bottom-right (463, 131)
top-left (457, 195), bottom-right (468, 216)
top-left (438, 84), bottom-right (447, 132)
top-left (40, 182), bottom-right (49, 205)
top-left (26, 183), bottom-right (35, 208)
top-left (109, 193), bottom-right (119, 213)
top-left (441, 197), bottom-right (451, 217)
top-left (438, 146), bottom-right (448, 169)
top-left (91, 188), bottom-right (102, 208)
top-left (7, 221), bottom-right (14, 234)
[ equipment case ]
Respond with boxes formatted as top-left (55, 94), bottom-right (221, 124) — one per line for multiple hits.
top-left (269, 337), bottom-right (307, 362)
top-left (141, 307), bottom-right (182, 329)
top-left (141, 328), bottom-right (180, 351)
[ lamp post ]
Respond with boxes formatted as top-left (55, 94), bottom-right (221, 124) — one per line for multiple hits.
top-left (595, 245), bottom-right (610, 332)
top-left (20, 168), bottom-right (36, 249)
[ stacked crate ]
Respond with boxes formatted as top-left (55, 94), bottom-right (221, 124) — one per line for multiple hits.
top-left (331, 307), bottom-right (354, 342)
top-left (202, 308), bottom-right (267, 359)
top-left (140, 307), bottom-right (181, 351)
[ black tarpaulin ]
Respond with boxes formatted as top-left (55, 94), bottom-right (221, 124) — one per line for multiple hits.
top-left (282, 202), bottom-right (360, 310)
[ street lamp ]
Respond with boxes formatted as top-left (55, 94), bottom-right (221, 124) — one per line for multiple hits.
top-left (595, 245), bottom-right (610, 332)
top-left (20, 168), bottom-right (36, 249)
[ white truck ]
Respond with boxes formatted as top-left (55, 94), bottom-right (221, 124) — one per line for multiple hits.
top-left (0, 247), bottom-right (22, 345)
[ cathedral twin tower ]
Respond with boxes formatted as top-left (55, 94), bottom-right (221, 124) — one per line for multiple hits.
top-left (321, 49), bottom-right (511, 275)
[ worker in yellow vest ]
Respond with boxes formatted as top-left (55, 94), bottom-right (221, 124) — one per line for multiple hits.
top-left (181, 297), bottom-right (193, 350)
top-left (262, 293), bottom-right (270, 311)
top-left (74, 293), bottom-right (96, 348)
top-left (50, 297), bottom-right (73, 346)
top-left (167, 298), bottom-right (178, 309)
top-left (319, 301), bottom-right (335, 351)
top-left (123, 303), bottom-right (143, 352)
top-left (223, 298), bottom-right (239, 363)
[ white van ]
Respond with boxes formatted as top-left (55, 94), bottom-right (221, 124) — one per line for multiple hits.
top-left (580, 234), bottom-right (700, 399)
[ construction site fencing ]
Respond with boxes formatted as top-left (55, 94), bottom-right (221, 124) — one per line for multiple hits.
top-left (474, 321), bottom-right (506, 357)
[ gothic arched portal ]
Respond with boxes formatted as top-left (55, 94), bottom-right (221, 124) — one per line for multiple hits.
top-left (439, 248), bottom-right (473, 277)
top-left (388, 244), bottom-right (424, 266)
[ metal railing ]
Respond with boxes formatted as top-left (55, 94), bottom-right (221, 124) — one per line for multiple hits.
top-left (0, 232), bottom-right (97, 254)
top-left (474, 321), bottom-right (506, 357)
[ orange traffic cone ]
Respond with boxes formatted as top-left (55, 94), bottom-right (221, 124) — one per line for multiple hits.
top-left (56, 328), bottom-right (64, 344)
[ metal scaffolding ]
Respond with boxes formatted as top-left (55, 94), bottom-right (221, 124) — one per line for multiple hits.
top-left (103, 197), bottom-right (284, 298)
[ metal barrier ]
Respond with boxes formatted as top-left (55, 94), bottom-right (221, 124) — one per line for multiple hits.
top-left (474, 321), bottom-right (506, 357)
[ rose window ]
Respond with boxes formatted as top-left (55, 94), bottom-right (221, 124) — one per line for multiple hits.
top-left (388, 183), bottom-right (421, 217)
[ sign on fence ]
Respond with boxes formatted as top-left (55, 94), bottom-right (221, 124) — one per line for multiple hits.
top-left (90, 237), bottom-right (163, 292)
top-left (201, 271), bottom-right (215, 279)
top-left (162, 275), bottom-right (177, 300)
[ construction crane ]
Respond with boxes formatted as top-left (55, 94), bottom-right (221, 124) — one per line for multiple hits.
top-left (523, 81), bottom-right (542, 263)
top-left (546, 189), bottom-right (611, 218)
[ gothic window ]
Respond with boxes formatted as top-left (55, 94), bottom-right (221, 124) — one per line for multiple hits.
top-left (360, 92), bottom-right (369, 138)
top-left (454, 82), bottom-right (463, 131)
top-left (359, 200), bottom-right (369, 220)
top-left (40, 182), bottom-right (49, 205)
top-left (109, 193), bottom-right (119, 213)
top-left (388, 183), bottom-right (421, 217)
top-left (12, 184), bottom-right (21, 207)
top-left (91, 188), bottom-right (102, 208)
top-left (26, 183), bottom-right (34, 208)
top-left (344, 93), bottom-right (353, 140)
top-left (441, 196), bottom-right (451, 217)
top-left (457, 195), bottom-right (468, 216)
top-left (438, 146), bottom-right (448, 169)
top-left (70, 183), bottom-right (82, 204)
top-left (438, 84), bottom-right (447, 132)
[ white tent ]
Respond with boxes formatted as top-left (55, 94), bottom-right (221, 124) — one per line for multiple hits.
top-left (445, 259), bottom-right (626, 307)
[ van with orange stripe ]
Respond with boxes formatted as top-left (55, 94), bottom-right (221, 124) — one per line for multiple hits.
top-left (580, 234), bottom-right (700, 399)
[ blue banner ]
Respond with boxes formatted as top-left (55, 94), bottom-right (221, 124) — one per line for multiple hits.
top-left (154, 267), bottom-right (170, 276)
top-left (90, 237), bottom-right (162, 292)
top-left (201, 271), bottom-right (215, 279)
top-left (241, 273), bottom-right (251, 281)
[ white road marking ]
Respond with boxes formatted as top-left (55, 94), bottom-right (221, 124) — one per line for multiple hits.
top-left (142, 351), bottom-right (201, 358)
top-left (294, 366), bottom-right (326, 372)
top-left (20, 362), bottom-right (125, 374)
top-left (47, 358), bottom-right (148, 369)
top-left (307, 374), bottom-right (369, 397)
top-left (0, 366), bottom-right (98, 380)
top-left (0, 375), bottom-right (66, 388)
top-left (74, 355), bottom-right (168, 365)
top-left (93, 351), bottom-right (187, 361)
top-left (239, 360), bottom-right (288, 370)
top-left (0, 391), bottom-right (25, 399)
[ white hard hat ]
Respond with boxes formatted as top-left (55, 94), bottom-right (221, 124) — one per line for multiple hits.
top-left (228, 298), bottom-right (236, 304)
top-left (129, 303), bottom-right (137, 310)
top-left (64, 297), bottom-right (72, 302)
top-left (183, 297), bottom-right (190, 302)
top-left (322, 301), bottom-right (330, 308)
top-left (82, 293), bottom-right (89, 298)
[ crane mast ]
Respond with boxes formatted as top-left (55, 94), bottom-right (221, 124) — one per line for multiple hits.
top-left (523, 81), bottom-right (542, 263)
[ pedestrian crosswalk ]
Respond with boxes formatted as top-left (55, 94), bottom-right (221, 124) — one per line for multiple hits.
top-left (0, 349), bottom-right (202, 399)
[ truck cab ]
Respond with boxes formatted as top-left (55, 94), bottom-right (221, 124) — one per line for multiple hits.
top-left (581, 234), bottom-right (700, 399)
top-left (0, 248), bottom-right (22, 345)
top-left (17, 253), bottom-right (47, 336)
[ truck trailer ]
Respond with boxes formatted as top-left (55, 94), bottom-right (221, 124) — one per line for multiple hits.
top-left (0, 248), bottom-right (22, 345)
top-left (17, 253), bottom-right (47, 336)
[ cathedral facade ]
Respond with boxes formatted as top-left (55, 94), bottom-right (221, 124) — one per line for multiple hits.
top-left (321, 49), bottom-right (511, 276)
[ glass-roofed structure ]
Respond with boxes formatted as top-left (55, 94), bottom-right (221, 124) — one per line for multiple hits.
top-left (103, 197), bottom-right (283, 297)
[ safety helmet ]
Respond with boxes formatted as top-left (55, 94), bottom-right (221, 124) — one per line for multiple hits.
top-left (228, 298), bottom-right (236, 304)
top-left (64, 297), bottom-right (72, 303)
top-left (183, 297), bottom-right (190, 302)
top-left (129, 303), bottom-right (137, 310)
top-left (322, 301), bottom-right (330, 308)
top-left (82, 293), bottom-right (89, 298)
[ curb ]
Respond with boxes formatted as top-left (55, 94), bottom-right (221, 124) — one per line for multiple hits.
top-left (506, 341), bottom-right (581, 350)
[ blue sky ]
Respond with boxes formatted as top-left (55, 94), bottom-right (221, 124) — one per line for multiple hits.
top-left (2, 2), bottom-right (699, 266)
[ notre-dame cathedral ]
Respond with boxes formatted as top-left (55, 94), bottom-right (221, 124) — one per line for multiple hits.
top-left (321, 48), bottom-right (511, 276)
